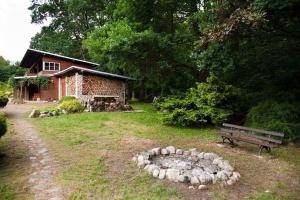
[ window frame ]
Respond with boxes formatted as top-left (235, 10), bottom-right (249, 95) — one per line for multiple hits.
top-left (43, 61), bottom-right (60, 71)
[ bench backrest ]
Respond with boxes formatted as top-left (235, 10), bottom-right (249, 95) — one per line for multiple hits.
top-left (222, 123), bottom-right (284, 144)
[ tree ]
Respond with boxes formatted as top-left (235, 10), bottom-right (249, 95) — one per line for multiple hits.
top-left (29, 0), bottom-right (206, 99)
top-left (0, 56), bottom-right (10, 83)
top-left (29, 0), bottom-right (300, 140)
top-left (30, 27), bottom-right (85, 59)
top-left (29, 0), bottom-right (116, 59)
top-left (0, 56), bottom-right (24, 83)
top-left (195, 0), bottom-right (300, 104)
top-left (84, 0), bottom-right (203, 99)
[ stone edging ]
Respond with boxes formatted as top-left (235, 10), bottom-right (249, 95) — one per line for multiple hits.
top-left (132, 146), bottom-right (241, 189)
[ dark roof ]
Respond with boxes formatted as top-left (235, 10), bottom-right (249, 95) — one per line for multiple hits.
top-left (20, 48), bottom-right (99, 68)
top-left (54, 66), bottom-right (135, 80)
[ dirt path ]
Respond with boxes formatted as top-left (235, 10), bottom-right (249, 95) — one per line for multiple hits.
top-left (4, 103), bottom-right (68, 200)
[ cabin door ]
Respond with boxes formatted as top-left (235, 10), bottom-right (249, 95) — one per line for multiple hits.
top-left (28, 84), bottom-right (39, 101)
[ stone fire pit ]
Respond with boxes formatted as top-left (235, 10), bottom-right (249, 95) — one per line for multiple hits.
top-left (132, 146), bottom-right (240, 189)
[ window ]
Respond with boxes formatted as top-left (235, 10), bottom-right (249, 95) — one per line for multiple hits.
top-left (55, 63), bottom-right (59, 70)
top-left (43, 62), bottom-right (60, 71)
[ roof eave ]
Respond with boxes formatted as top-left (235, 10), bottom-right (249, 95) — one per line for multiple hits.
top-left (53, 66), bottom-right (136, 81)
top-left (20, 48), bottom-right (100, 68)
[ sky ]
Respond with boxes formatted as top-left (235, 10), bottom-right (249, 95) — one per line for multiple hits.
top-left (0, 0), bottom-right (43, 63)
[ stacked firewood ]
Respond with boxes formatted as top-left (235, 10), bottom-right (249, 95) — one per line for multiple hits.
top-left (85, 100), bottom-right (132, 112)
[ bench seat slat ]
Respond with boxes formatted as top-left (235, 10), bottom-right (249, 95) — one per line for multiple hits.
top-left (220, 131), bottom-right (268, 146)
top-left (220, 128), bottom-right (282, 144)
top-left (223, 123), bottom-right (284, 137)
top-left (219, 131), bottom-right (278, 147)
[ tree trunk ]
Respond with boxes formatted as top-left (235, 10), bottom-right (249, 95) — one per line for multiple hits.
top-left (138, 77), bottom-right (146, 100)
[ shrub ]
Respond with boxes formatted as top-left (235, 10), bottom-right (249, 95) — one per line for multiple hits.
top-left (246, 100), bottom-right (300, 142)
top-left (156, 74), bottom-right (239, 126)
top-left (154, 96), bottom-right (195, 111)
top-left (0, 184), bottom-right (15, 200)
top-left (0, 96), bottom-right (8, 108)
top-left (59, 96), bottom-right (76, 104)
top-left (35, 76), bottom-right (49, 89)
top-left (0, 82), bottom-right (13, 97)
top-left (59, 99), bottom-right (84, 113)
top-left (163, 108), bottom-right (208, 126)
top-left (0, 112), bottom-right (7, 137)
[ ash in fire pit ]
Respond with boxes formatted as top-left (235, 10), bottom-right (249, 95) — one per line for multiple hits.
top-left (132, 146), bottom-right (240, 188)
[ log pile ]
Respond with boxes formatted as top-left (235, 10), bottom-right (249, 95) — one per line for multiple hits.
top-left (85, 99), bottom-right (132, 112)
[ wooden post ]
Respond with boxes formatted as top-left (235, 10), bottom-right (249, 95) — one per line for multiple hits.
top-left (20, 83), bottom-right (23, 100)
top-left (58, 77), bottom-right (61, 100)
top-left (65, 77), bottom-right (68, 96)
top-left (75, 72), bottom-right (79, 98)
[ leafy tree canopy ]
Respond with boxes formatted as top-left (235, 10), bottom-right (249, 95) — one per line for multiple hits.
top-left (29, 0), bottom-right (300, 140)
top-left (29, 0), bottom-right (116, 59)
top-left (0, 56), bottom-right (24, 83)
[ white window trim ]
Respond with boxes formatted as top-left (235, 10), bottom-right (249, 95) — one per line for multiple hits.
top-left (43, 61), bottom-right (60, 71)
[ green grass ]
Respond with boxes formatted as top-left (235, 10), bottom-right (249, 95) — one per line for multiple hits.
top-left (272, 146), bottom-right (300, 170)
top-left (35, 101), bottom-right (218, 146)
top-left (247, 179), bottom-right (293, 200)
top-left (0, 184), bottom-right (15, 200)
top-left (118, 101), bottom-right (218, 140)
top-left (62, 158), bottom-right (107, 200)
top-left (248, 192), bottom-right (291, 200)
top-left (32, 101), bottom-right (216, 199)
top-left (31, 101), bottom-right (300, 200)
top-left (120, 173), bottom-right (180, 200)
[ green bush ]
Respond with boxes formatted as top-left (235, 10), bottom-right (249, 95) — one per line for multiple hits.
top-left (156, 74), bottom-right (239, 126)
top-left (163, 108), bottom-right (208, 126)
top-left (59, 96), bottom-right (76, 104)
top-left (60, 99), bottom-right (84, 113)
top-left (154, 96), bottom-right (195, 111)
top-left (0, 112), bottom-right (7, 137)
top-left (35, 76), bottom-right (49, 89)
top-left (0, 96), bottom-right (8, 108)
top-left (246, 100), bottom-right (300, 142)
top-left (0, 82), bottom-right (13, 97)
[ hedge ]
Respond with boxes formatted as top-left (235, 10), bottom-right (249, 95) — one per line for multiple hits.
top-left (0, 96), bottom-right (8, 108)
top-left (60, 99), bottom-right (84, 113)
top-left (246, 100), bottom-right (300, 142)
top-left (0, 112), bottom-right (7, 137)
top-left (58, 96), bottom-right (76, 104)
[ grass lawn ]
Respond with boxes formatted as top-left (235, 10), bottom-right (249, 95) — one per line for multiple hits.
top-left (31, 101), bottom-right (300, 200)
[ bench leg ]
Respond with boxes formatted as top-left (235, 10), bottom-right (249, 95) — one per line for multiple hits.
top-left (221, 136), bottom-right (226, 144)
top-left (259, 146), bottom-right (263, 155)
top-left (228, 138), bottom-right (236, 146)
top-left (221, 137), bottom-right (237, 146)
top-left (259, 145), bottom-right (271, 155)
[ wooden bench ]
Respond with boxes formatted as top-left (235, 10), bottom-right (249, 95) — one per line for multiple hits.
top-left (219, 123), bottom-right (284, 154)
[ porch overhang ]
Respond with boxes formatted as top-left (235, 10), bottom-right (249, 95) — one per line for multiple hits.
top-left (14, 76), bottom-right (37, 79)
